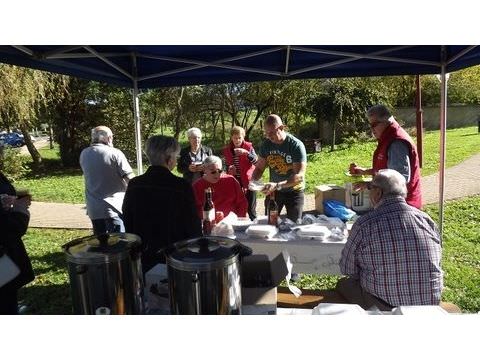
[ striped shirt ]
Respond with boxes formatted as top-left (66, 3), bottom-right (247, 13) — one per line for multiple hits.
top-left (340, 196), bottom-right (443, 306)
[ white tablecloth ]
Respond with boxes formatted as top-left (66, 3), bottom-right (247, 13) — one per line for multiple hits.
top-left (235, 230), bottom-right (346, 275)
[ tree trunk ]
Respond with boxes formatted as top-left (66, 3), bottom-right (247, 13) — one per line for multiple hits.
top-left (20, 123), bottom-right (42, 167)
top-left (173, 87), bottom-right (184, 140)
top-left (49, 124), bottom-right (54, 149)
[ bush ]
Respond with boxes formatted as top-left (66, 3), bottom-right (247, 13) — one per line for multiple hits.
top-left (0, 145), bottom-right (29, 181)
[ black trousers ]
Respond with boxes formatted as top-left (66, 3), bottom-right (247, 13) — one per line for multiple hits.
top-left (264, 190), bottom-right (305, 223)
top-left (0, 286), bottom-right (18, 315)
top-left (245, 189), bottom-right (257, 220)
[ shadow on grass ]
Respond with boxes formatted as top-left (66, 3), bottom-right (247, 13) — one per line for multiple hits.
top-left (19, 283), bottom-right (73, 315)
top-left (22, 158), bottom-right (83, 179)
top-left (30, 251), bottom-right (68, 276)
top-left (460, 133), bottom-right (480, 137)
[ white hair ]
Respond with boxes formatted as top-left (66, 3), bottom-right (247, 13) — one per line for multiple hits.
top-left (203, 155), bottom-right (222, 168)
top-left (186, 127), bottom-right (202, 139)
top-left (91, 126), bottom-right (112, 144)
top-left (372, 169), bottom-right (407, 198)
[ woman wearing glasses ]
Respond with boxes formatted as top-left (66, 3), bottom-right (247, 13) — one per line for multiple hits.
top-left (192, 155), bottom-right (248, 219)
top-left (348, 104), bottom-right (422, 209)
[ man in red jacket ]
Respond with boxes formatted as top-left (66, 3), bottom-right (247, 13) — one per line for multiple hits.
top-left (349, 104), bottom-right (422, 209)
top-left (222, 126), bottom-right (258, 220)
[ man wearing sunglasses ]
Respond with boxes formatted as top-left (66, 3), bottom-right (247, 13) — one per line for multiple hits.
top-left (192, 155), bottom-right (248, 219)
top-left (251, 114), bottom-right (307, 223)
top-left (349, 104), bottom-right (422, 209)
top-left (337, 169), bottom-right (442, 310)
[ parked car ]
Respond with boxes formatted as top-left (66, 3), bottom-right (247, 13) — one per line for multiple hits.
top-left (1, 132), bottom-right (25, 147)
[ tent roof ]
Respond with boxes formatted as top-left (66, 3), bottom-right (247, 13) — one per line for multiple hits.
top-left (1, 45), bottom-right (479, 89)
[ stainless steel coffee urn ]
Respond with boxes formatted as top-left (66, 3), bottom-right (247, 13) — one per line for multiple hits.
top-left (62, 233), bottom-right (144, 315)
top-left (165, 236), bottom-right (244, 315)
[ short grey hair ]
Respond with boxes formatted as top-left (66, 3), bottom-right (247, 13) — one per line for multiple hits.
top-left (203, 155), bottom-right (222, 168)
top-left (91, 126), bottom-right (112, 144)
top-left (144, 135), bottom-right (180, 166)
top-left (186, 127), bottom-right (202, 139)
top-left (371, 169), bottom-right (407, 198)
top-left (367, 105), bottom-right (393, 124)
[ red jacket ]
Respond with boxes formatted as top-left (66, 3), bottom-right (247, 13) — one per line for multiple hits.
top-left (372, 119), bottom-right (422, 209)
top-left (192, 174), bottom-right (248, 218)
top-left (222, 141), bottom-right (256, 189)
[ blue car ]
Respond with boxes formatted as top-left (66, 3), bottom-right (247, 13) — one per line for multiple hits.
top-left (0, 132), bottom-right (25, 147)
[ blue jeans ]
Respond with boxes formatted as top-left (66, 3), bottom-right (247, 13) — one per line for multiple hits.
top-left (91, 216), bottom-right (125, 235)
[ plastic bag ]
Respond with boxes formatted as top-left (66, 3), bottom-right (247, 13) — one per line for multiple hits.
top-left (323, 199), bottom-right (356, 221)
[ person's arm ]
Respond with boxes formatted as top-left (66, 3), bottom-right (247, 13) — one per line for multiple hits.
top-left (251, 156), bottom-right (267, 181)
top-left (339, 222), bottom-right (362, 277)
top-left (246, 147), bottom-right (258, 164)
top-left (387, 140), bottom-right (411, 183)
top-left (191, 180), bottom-right (204, 219)
top-left (232, 178), bottom-right (248, 217)
top-left (277, 161), bottom-right (306, 190)
top-left (123, 172), bottom-right (134, 184)
top-left (183, 183), bottom-right (203, 238)
top-left (177, 148), bottom-right (190, 175)
top-left (349, 163), bottom-right (374, 176)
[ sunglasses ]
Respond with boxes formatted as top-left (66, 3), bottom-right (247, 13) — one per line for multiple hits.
top-left (209, 169), bottom-right (223, 175)
top-left (367, 183), bottom-right (379, 190)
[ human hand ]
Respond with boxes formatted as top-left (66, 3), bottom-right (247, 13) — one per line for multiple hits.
top-left (352, 182), bottom-right (368, 192)
top-left (233, 148), bottom-right (248, 156)
top-left (0, 194), bottom-right (16, 210)
top-left (349, 163), bottom-right (365, 175)
top-left (227, 165), bottom-right (236, 175)
top-left (261, 182), bottom-right (277, 195)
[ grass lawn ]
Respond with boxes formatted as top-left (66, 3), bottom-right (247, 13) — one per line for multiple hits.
top-left (18, 195), bottom-right (480, 314)
top-left (12, 126), bottom-right (480, 203)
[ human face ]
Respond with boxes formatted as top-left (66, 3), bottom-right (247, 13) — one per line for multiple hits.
top-left (368, 116), bottom-right (388, 140)
top-left (368, 182), bottom-right (383, 208)
top-left (203, 163), bottom-right (223, 184)
top-left (263, 123), bottom-right (284, 144)
top-left (231, 133), bottom-right (244, 148)
top-left (189, 135), bottom-right (201, 151)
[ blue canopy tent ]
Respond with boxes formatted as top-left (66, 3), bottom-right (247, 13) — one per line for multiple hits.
top-left (1, 45), bottom-right (480, 233)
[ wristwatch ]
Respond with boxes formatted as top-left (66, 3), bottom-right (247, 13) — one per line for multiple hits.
top-left (276, 182), bottom-right (282, 191)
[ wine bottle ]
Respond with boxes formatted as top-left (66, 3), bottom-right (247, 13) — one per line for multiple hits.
top-left (267, 191), bottom-right (279, 226)
top-left (202, 187), bottom-right (215, 235)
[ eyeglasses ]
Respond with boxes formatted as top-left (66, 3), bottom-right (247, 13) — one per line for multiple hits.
top-left (367, 183), bottom-right (379, 190)
top-left (263, 126), bottom-right (281, 136)
top-left (209, 169), bottom-right (223, 175)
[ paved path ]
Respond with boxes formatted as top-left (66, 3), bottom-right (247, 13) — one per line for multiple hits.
top-left (28, 153), bottom-right (480, 229)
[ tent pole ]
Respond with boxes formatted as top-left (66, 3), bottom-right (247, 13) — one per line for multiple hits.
top-left (439, 47), bottom-right (447, 238)
top-left (131, 54), bottom-right (143, 175)
top-left (132, 80), bottom-right (143, 175)
top-left (415, 75), bottom-right (423, 168)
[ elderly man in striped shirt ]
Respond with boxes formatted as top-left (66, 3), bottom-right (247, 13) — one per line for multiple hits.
top-left (337, 169), bottom-right (443, 311)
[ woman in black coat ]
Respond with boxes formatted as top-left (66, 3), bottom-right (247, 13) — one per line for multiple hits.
top-left (0, 171), bottom-right (35, 314)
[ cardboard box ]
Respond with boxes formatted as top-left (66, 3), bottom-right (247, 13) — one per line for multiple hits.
top-left (314, 185), bottom-right (347, 214)
top-left (144, 263), bottom-right (170, 314)
top-left (345, 182), bottom-right (372, 214)
top-left (241, 253), bottom-right (288, 315)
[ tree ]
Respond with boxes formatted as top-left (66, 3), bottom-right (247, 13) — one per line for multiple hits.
top-left (0, 64), bottom-right (67, 168)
